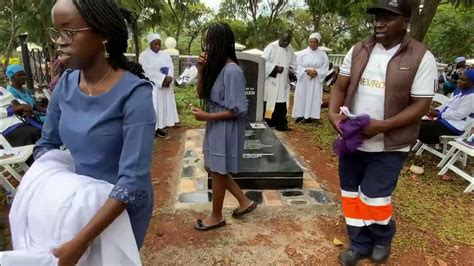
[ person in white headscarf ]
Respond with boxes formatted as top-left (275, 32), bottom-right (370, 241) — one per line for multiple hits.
top-left (292, 32), bottom-right (330, 124)
top-left (139, 33), bottom-right (179, 138)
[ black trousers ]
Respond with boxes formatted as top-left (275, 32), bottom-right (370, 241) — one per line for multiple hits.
top-left (418, 120), bottom-right (459, 144)
top-left (263, 102), bottom-right (288, 130)
top-left (4, 124), bottom-right (42, 165)
top-left (4, 124), bottom-right (42, 147)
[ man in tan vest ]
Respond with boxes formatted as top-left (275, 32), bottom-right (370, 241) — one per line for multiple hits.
top-left (328, 0), bottom-right (438, 264)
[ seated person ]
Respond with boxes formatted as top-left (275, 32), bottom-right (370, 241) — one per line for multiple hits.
top-left (418, 69), bottom-right (474, 144)
top-left (1, 86), bottom-right (42, 150)
top-left (176, 58), bottom-right (197, 86)
top-left (5, 64), bottom-right (47, 123)
top-left (442, 56), bottom-right (469, 96)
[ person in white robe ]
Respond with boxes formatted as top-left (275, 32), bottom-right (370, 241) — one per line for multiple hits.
top-left (176, 58), bottom-right (198, 86)
top-left (139, 33), bottom-right (179, 138)
top-left (292, 32), bottom-right (330, 124)
top-left (261, 30), bottom-right (297, 131)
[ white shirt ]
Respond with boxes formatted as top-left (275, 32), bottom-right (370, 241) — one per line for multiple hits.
top-left (340, 43), bottom-right (438, 152)
top-left (262, 41), bottom-right (297, 103)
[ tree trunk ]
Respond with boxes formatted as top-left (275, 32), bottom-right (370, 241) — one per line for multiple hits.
top-left (409, 0), bottom-right (441, 41)
top-left (187, 34), bottom-right (199, 54)
top-left (3, 0), bottom-right (16, 69)
top-left (311, 12), bottom-right (320, 31)
top-left (131, 18), bottom-right (141, 62)
top-left (166, 0), bottom-right (183, 52)
top-left (176, 26), bottom-right (182, 51)
top-left (3, 30), bottom-right (17, 69)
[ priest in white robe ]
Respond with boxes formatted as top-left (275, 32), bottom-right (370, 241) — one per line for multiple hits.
top-left (139, 33), bottom-right (179, 138)
top-left (292, 32), bottom-right (330, 124)
top-left (262, 30), bottom-right (297, 131)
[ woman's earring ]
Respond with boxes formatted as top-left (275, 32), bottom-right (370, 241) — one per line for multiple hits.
top-left (103, 40), bottom-right (109, 58)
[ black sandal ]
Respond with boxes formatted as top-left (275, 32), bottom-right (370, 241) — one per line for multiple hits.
top-left (232, 201), bottom-right (258, 218)
top-left (194, 219), bottom-right (226, 231)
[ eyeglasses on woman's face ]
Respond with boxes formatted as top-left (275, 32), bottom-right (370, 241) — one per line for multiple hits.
top-left (48, 27), bottom-right (92, 45)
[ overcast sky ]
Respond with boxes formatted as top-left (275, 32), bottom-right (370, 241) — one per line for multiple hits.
top-left (202, 0), bottom-right (222, 11)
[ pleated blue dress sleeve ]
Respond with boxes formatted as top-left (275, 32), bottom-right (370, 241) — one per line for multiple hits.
top-left (109, 84), bottom-right (156, 208)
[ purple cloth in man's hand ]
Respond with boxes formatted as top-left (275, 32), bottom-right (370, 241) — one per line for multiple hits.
top-left (332, 114), bottom-right (371, 156)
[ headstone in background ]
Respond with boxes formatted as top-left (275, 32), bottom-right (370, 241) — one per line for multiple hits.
top-left (236, 52), bottom-right (265, 122)
top-left (169, 55), bottom-right (180, 81)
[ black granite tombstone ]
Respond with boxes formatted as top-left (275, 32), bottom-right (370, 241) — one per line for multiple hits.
top-left (208, 123), bottom-right (303, 189)
top-left (236, 52), bottom-right (264, 122)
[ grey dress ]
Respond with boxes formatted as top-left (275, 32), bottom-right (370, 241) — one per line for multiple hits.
top-left (203, 63), bottom-right (248, 175)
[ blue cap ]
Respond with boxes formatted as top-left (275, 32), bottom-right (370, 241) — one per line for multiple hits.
top-left (464, 69), bottom-right (474, 84)
top-left (5, 64), bottom-right (25, 80)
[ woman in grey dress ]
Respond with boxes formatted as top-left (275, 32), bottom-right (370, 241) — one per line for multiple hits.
top-left (192, 23), bottom-right (257, 230)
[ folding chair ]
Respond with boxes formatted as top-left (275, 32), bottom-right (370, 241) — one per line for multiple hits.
top-left (413, 92), bottom-right (471, 166)
top-left (412, 93), bottom-right (450, 153)
top-left (437, 137), bottom-right (474, 193)
top-left (414, 123), bottom-right (472, 166)
top-left (0, 135), bottom-right (34, 195)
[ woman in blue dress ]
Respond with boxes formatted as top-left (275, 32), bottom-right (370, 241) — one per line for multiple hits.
top-left (34, 0), bottom-right (155, 264)
top-left (192, 23), bottom-right (257, 231)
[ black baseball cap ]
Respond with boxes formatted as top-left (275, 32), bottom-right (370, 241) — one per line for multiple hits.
top-left (367, 0), bottom-right (412, 18)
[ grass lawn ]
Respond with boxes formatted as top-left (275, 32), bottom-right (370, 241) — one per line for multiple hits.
top-left (174, 85), bottom-right (205, 128)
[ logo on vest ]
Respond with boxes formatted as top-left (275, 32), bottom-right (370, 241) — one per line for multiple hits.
top-left (359, 78), bottom-right (385, 89)
top-left (388, 0), bottom-right (399, 7)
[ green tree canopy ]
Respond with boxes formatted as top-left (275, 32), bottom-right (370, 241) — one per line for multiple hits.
top-left (424, 4), bottom-right (473, 62)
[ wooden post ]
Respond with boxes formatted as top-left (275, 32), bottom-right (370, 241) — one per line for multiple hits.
top-left (18, 34), bottom-right (35, 90)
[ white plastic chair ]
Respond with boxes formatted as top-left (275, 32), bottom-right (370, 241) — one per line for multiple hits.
top-left (437, 137), bottom-right (474, 193)
top-left (412, 93), bottom-right (449, 153)
top-left (412, 93), bottom-right (471, 166)
top-left (415, 122), bottom-right (472, 167)
top-left (0, 135), bottom-right (34, 195)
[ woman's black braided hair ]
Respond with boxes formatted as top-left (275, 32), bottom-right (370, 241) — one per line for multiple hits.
top-left (200, 22), bottom-right (238, 110)
top-left (71, 0), bottom-right (147, 80)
